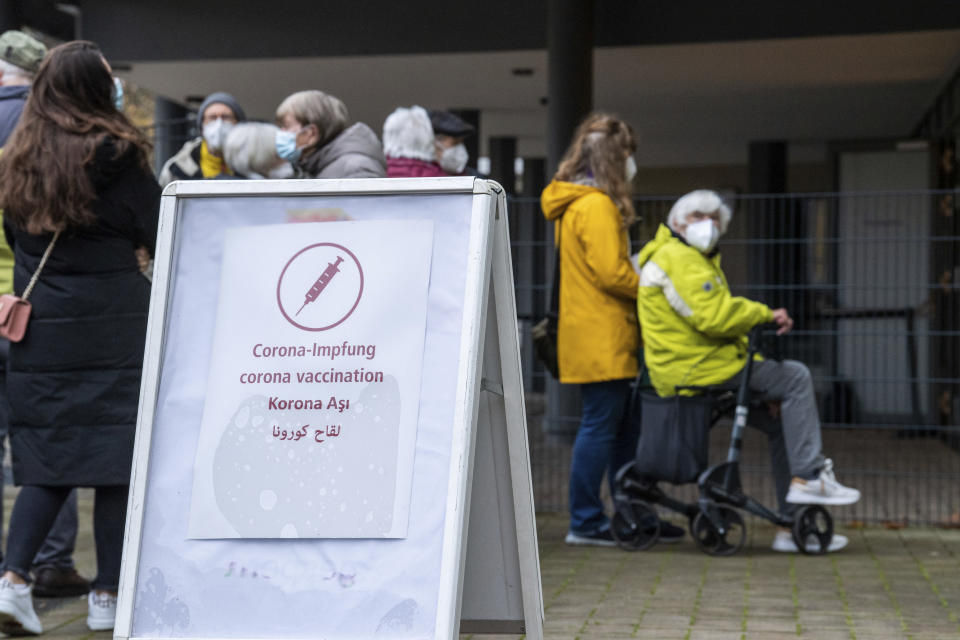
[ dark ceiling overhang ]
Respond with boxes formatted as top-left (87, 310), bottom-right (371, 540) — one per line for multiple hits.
top-left (10, 0), bottom-right (960, 61)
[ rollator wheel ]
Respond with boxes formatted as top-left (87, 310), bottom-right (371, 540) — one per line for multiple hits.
top-left (691, 506), bottom-right (746, 557)
top-left (610, 499), bottom-right (660, 551)
top-left (791, 505), bottom-right (834, 555)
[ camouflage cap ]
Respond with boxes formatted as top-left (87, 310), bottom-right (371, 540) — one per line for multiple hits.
top-left (0, 30), bottom-right (47, 74)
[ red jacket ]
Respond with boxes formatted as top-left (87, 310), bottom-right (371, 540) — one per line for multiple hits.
top-left (386, 156), bottom-right (448, 178)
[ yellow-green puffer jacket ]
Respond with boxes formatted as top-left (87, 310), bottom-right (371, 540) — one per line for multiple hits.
top-left (0, 212), bottom-right (12, 295)
top-left (636, 224), bottom-right (772, 396)
top-left (541, 180), bottom-right (639, 384)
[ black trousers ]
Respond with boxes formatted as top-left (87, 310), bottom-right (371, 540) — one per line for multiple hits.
top-left (3, 485), bottom-right (128, 591)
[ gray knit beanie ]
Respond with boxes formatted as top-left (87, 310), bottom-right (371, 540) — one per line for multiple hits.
top-left (196, 92), bottom-right (246, 129)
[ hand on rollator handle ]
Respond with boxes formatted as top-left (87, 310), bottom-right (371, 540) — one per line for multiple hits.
top-left (770, 308), bottom-right (793, 335)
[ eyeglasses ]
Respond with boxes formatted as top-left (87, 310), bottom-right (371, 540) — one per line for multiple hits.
top-left (201, 108), bottom-right (239, 126)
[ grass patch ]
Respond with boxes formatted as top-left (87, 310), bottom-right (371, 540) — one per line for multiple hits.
top-left (573, 552), bottom-right (628, 640)
top-left (860, 528), bottom-right (911, 639)
top-left (830, 555), bottom-right (857, 639)
top-left (683, 556), bottom-right (712, 640)
top-left (899, 530), bottom-right (960, 635)
top-left (741, 552), bottom-right (754, 639)
top-left (789, 555), bottom-right (802, 636)
top-left (631, 550), bottom-right (674, 637)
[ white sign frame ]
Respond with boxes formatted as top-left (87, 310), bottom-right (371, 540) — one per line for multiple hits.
top-left (116, 177), bottom-right (543, 640)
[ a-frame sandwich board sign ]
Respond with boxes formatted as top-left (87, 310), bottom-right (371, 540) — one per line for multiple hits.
top-left (116, 177), bottom-right (544, 640)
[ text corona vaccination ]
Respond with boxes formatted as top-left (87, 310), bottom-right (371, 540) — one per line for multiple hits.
top-left (252, 342), bottom-right (376, 361)
top-left (240, 341), bottom-right (384, 390)
top-left (239, 369), bottom-right (384, 385)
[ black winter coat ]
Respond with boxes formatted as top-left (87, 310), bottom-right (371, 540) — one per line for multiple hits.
top-left (3, 138), bottom-right (160, 486)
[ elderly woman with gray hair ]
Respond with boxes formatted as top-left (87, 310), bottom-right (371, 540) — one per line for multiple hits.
top-left (221, 122), bottom-right (294, 179)
top-left (275, 90), bottom-right (386, 179)
top-left (382, 105), bottom-right (447, 178)
top-left (636, 189), bottom-right (861, 553)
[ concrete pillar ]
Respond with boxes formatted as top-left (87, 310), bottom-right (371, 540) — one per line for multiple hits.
top-left (544, 0), bottom-right (593, 437)
top-left (546, 0), bottom-right (593, 176)
top-left (153, 96), bottom-right (192, 175)
top-left (748, 141), bottom-right (787, 194)
top-left (488, 136), bottom-right (516, 194)
top-left (747, 141), bottom-right (788, 306)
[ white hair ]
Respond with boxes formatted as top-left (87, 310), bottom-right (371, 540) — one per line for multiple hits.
top-left (223, 122), bottom-right (284, 178)
top-left (667, 189), bottom-right (732, 234)
top-left (382, 106), bottom-right (435, 162)
top-left (0, 59), bottom-right (34, 83)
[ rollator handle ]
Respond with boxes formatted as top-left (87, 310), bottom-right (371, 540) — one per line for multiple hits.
top-left (748, 322), bottom-right (783, 361)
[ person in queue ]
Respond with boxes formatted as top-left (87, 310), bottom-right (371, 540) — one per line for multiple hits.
top-left (0, 31), bottom-right (45, 147)
top-left (427, 109), bottom-right (474, 176)
top-left (222, 122), bottom-right (294, 179)
top-left (275, 89), bottom-right (385, 179)
top-left (0, 40), bottom-right (160, 633)
top-left (157, 91), bottom-right (246, 186)
top-left (541, 112), bottom-right (683, 547)
top-left (382, 105), bottom-right (447, 177)
top-left (0, 29), bottom-right (91, 600)
top-left (635, 189), bottom-right (861, 553)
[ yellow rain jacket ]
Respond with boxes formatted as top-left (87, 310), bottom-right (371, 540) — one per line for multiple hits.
top-left (636, 224), bottom-right (772, 396)
top-left (541, 180), bottom-right (639, 384)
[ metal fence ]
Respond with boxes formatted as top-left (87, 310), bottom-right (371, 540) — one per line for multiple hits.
top-left (508, 190), bottom-right (960, 526)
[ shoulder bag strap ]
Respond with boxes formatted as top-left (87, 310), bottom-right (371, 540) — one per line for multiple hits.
top-left (22, 230), bottom-right (61, 301)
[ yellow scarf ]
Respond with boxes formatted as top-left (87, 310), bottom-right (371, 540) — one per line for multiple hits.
top-left (199, 140), bottom-right (233, 178)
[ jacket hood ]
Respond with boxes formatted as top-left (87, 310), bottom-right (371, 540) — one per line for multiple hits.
top-left (636, 223), bottom-right (675, 268)
top-left (540, 180), bottom-right (602, 220)
top-left (89, 136), bottom-right (143, 187)
top-left (300, 122), bottom-right (386, 175)
top-left (638, 222), bottom-right (720, 266)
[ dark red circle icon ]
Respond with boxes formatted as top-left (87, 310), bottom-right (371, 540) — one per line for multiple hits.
top-left (276, 243), bottom-right (364, 331)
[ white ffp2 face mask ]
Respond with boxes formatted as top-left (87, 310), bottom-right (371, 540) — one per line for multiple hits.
top-left (202, 119), bottom-right (233, 154)
top-left (684, 218), bottom-right (719, 253)
top-left (438, 143), bottom-right (469, 174)
top-left (625, 156), bottom-right (637, 182)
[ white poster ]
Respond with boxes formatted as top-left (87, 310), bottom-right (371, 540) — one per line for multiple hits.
top-left (187, 220), bottom-right (433, 539)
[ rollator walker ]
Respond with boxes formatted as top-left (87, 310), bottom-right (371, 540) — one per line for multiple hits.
top-left (610, 325), bottom-right (835, 556)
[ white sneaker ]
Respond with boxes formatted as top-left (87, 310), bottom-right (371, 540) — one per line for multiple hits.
top-left (0, 577), bottom-right (41, 636)
top-left (771, 529), bottom-right (849, 553)
top-left (785, 459), bottom-right (861, 506)
top-left (87, 591), bottom-right (117, 631)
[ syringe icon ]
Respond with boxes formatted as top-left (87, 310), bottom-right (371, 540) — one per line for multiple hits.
top-left (296, 256), bottom-right (344, 316)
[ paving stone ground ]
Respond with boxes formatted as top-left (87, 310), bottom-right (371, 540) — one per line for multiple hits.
top-left (465, 514), bottom-right (960, 640)
top-left (6, 486), bottom-right (960, 639)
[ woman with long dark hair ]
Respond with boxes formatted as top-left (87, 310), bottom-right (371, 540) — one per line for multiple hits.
top-left (541, 113), bottom-right (683, 546)
top-left (0, 41), bottom-right (159, 634)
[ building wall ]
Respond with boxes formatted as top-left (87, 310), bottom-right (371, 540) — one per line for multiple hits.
top-left (634, 162), bottom-right (832, 196)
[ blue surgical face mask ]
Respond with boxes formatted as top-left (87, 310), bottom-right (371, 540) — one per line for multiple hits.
top-left (275, 129), bottom-right (301, 163)
top-left (112, 77), bottom-right (124, 111)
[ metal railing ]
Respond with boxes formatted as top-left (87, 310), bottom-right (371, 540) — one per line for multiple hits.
top-left (509, 190), bottom-right (960, 525)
